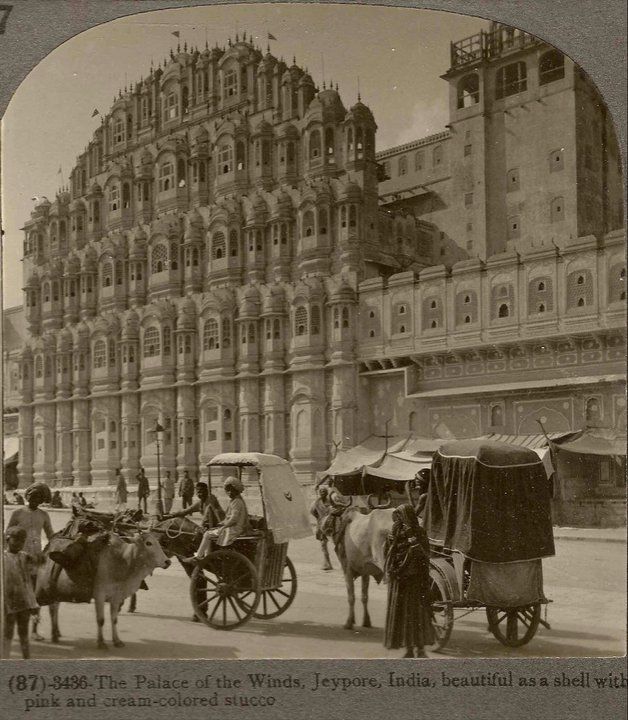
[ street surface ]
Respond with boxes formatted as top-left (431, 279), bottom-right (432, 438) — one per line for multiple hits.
top-left (3, 508), bottom-right (626, 660)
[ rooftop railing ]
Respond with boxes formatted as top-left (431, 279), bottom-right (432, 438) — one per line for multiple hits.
top-left (450, 26), bottom-right (542, 69)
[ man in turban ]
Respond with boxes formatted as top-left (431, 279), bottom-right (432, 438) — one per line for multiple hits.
top-left (183, 476), bottom-right (249, 563)
top-left (6, 483), bottom-right (54, 640)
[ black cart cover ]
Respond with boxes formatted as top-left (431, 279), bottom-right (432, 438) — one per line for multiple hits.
top-left (425, 440), bottom-right (555, 563)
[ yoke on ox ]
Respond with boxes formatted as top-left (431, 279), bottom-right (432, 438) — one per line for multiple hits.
top-left (36, 515), bottom-right (170, 649)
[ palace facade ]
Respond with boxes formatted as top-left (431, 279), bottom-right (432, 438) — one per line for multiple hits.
top-left (5, 22), bottom-right (625, 499)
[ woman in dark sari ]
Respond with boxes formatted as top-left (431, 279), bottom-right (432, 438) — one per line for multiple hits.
top-left (384, 503), bottom-right (434, 658)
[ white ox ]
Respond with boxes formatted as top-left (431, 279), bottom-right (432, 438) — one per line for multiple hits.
top-left (39, 531), bottom-right (170, 649)
top-left (321, 495), bottom-right (394, 630)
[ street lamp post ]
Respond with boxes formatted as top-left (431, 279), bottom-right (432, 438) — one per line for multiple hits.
top-left (154, 421), bottom-right (165, 515)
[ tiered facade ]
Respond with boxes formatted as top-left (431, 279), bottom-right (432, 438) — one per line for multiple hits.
top-left (16, 36), bottom-right (430, 488)
top-left (9, 24), bottom-right (625, 502)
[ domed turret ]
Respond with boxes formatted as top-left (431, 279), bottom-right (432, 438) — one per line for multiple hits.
top-left (122, 310), bottom-right (140, 340)
top-left (339, 180), bottom-right (362, 201)
top-left (57, 327), bottom-right (73, 352)
top-left (262, 284), bottom-right (286, 315)
top-left (239, 285), bottom-right (260, 317)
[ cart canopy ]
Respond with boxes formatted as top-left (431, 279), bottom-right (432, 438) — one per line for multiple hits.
top-left (208, 453), bottom-right (312, 543)
top-left (425, 439), bottom-right (555, 563)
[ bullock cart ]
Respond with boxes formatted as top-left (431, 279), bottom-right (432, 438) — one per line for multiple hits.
top-left (179, 453), bottom-right (312, 630)
top-left (424, 439), bottom-right (555, 650)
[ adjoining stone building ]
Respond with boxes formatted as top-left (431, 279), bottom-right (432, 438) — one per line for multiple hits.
top-left (4, 23), bottom-right (625, 518)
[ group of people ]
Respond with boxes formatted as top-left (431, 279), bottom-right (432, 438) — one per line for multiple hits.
top-left (113, 467), bottom-right (199, 514)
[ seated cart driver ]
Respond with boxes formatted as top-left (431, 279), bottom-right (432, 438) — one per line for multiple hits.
top-left (183, 476), bottom-right (249, 564)
top-left (163, 481), bottom-right (225, 529)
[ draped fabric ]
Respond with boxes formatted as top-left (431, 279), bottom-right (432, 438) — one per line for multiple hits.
top-left (383, 504), bottom-right (435, 650)
top-left (424, 440), bottom-right (555, 563)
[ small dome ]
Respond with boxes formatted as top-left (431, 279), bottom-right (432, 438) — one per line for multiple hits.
top-left (192, 124), bottom-right (209, 143)
top-left (57, 190), bottom-right (71, 205)
top-left (25, 273), bottom-right (39, 288)
top-left (57, 327), bottom-right (73, 351)
top-left (69, 198), bottom-right (85, 213)
top-left (299, 72), bottom-right (314, 87)
top-left (89, 181), bottom-right (102, 195)
top-left (76, 321), bottom-right (90, 341)
top-left (262, 284), bottom-right (286, 314)
top-left (133, 225), bottom-right (147, 242)
top-left (330, 280), bottom-right (356, 303)
top-left (240, 285), bottom-right (260, 317)
top-left (348, 99), bottom-right (375, 124)
top-left (122, 310), bottom-right (140, 340)
top-left (21, 345), bottom-right (33, 359)
top-left (66, 255), bottom-right (81, 274)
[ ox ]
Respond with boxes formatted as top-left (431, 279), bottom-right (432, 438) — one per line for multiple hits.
top-left (37, 531), bottom-right (170, 649)
top-left (320, 493), bottom-right (394, 630)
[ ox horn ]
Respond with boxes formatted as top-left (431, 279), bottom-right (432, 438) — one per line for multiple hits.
top-left (367, 491), bottom-right (392, 509)
top-left (329, 490), bottom-right (352, 508)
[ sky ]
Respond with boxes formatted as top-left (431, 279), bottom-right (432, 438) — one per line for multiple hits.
top-left (1, 3), bottom-right (484, 308)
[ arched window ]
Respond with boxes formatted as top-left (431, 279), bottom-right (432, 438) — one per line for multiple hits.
top-left (143, 327), bottom-right (160, 357)
top-left (236, 141), bottom-right (246, 170)
top-left (302, 210), bottom-right (315, 237)
top-left (177, 159), bottom-right (186, 186)
top-left (109, 185), bottom-right (119, 212)
top-left (122, 183), bottom-right (131, 208)
top-left (498, 303), bottom-right (510, 318)
top-left (432, 145), bottom-right (443, 167)
top-left (398, 155), bottom-right (408, 176)
top-left (162, 327), bottom-right (171, 355)
top-left (35, 356), bottom-right (43, 378)
top-left (309, 129), bottom-right (321, 160)
top-left (457, 74), bottom-right (480, 108)
top-left (164, 91), bottom-right (178, 121)
top-left (158, 162), bottom-right (174, 192)
top-left (333, 307), bottom-right (340, 329)
top-left (318, 208), bottom-right (328, 235)
top-left (490, 404), bottom-right (504, 426)
top-left (496, 61), bottom-right (527, 99)
top-left (247, 323), bottom-right (256, 344)
top-left (273, 318), bottom-right (281, 339)
top-left (311, 305), bottom-right (321, 335)
top-left (539, 50), bottom-right (565, 85)
top-left (93, 340), bottom-right (106, 368)
top-left (341, 307), bottom-right (350, 328)
top-left (295, 306), bottom-right (307, 336)
top-left (218, 144), bottom-right (233, 174)
top-left (212, 231), bottom-right (226, 259)
top-left (325, 127), bottom-right (334, 159)
top-left (102, 262), bottom-right (113, 287)
top-left (169, 243), bottom-right (178, 271)
top-left (203, 318), bottom-right (219, 350)
top-left (608, 264), bottom-right (626, 303)
top-left (414, 151), bottom-right (424, 171)
top-left (181, 85), bottom-right (189, 114)
top-left (229, 230), bottom-right (239, 257)
top-left (349, 206), bottom-right (357, 228)
top-left (151, 244), bottom-right (167, 273)
top-left (221, 318), bottom-right (231, 348)
top-left (347, 127), bottom-right (354, 155)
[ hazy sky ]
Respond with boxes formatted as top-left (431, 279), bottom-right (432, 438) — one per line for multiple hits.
top-left (1, 3), bottom-right (483, 308)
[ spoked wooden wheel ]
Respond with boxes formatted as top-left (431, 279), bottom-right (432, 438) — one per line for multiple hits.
top-left (251, 557), bottom-right (297, 620)
top-left (190, 550), bottom-right (260, 630)
top-left (486, 603), bottom-right (541, 647)
top-left (427, 567), bottom-right (454, 652)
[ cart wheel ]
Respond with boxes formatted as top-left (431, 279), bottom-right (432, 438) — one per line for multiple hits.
top-left (190, 549), bottom-right (260, 630)
top-left (486, 603), bottom-right (541, 647)
top-left (427, 567), bottom-right (454, 652)
top-left (251, 557), bottom-right (297, 620)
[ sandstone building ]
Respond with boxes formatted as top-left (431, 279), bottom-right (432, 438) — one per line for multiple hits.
top-left (5, 23), bottom-right (625, 504)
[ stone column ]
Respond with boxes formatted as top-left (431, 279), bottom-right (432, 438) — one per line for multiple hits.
top-left (176, 385), bottom-right (198, 478)
top-left (17, 407), bottom-right (34, 487)
top-left (120, 393), bottom-right (140, 484)
top-left (55, 401), bottom-right (74, 486)
top-left (72, 398), bottom-right (91, 486)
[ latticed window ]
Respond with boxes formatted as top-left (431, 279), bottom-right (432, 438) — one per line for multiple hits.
top-left (567, 270), bottom-right (593, 309)
top-left (302, 210), bottom-right (314, 237)
top-left (212, 232), bottom-right (226, 259)
top-left (341, 307), bottom-right (350, 328)
top-left (219, 145), bottom-right (233, 174)
top-left (109, 185), bottom-right (119, 212)
top-left (423, 296), bottom-right (442, 329)
top-left (151, 244), bottom-right (167, 273)
top-left (295, 306), bottom-right (307, 336)
top-left (203, 319), bottom-right (219, 350)
top-left (93, 340), bottom-right (106, 368)
top-left (143, 327), bottom-right (160, 357)
top-left (398, 156), bottom-right (408, 176)
top-left (222, 318), bottom-right (231, 348)
top-left (108, 340), bottom-right (116, 366)
top-left (527, 277), bottom-right (554, 314)
top-left (165, 92), bottom-right (178, 121)
top-left (113, 118), bottom-right (124, 145)
top-left (163, 327), bottom-right (171, 355)
top-left (102, 262), bottom-right (113, 288)
top-left (311, 305), bottom-right (321, 335)
top-left (455, 291), bottom-right (478, 325)
top-left (158, 162), bottom-right (174, 192)
top-left (496, 61), bottom-right (527, 99)
top-left (247, 323), bottom-right (256, 344)
top-left (415, 151), bottom-right (424, 171)
top-left (35, 357), bottom-right (43, 378)
top-left (539, 50), bottom-right (565, 85)
top-left (229, 230), bottom-right (239, 256)
top-left (309, 129), bottom-right (321, 160)
top-left (608, 265), bottom-right (626, 303)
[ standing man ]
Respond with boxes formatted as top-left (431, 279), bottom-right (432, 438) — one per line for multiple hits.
top-left (163, 471), bottom-right (176, 514)
top-left (178, 470), bottom-right (194, 510)
top-left (6, 483), bottom-right (54, 641)
top-left (310, 485), bottom-right (334, 571)
top-left (136, 466), bottom-right (150, 513)
top-left (114, 468), bottom-right (127, 511)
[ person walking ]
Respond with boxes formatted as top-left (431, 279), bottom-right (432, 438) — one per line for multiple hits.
top-left (136, 467), bottom-right (150, 513)
top-left (163, 471), bottom-right (176, 514)
top-left (383, 503), bottom-right (434, 658)
top-left (6, 482), bottom-right (54, 641)
top-left (114, 468), bottom-right (128, 511)
top-left (310, 485), bottom-right (334, 571)
top-left (178, 470), bottom-right (194, 510)
top-left (2, 527), bottom-right (40, 659)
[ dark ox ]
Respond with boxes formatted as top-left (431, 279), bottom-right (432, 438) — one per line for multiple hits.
top-left (38, 531), bottom-right (170, 649)
top-left (320, 493), bottom-right (394, 630)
